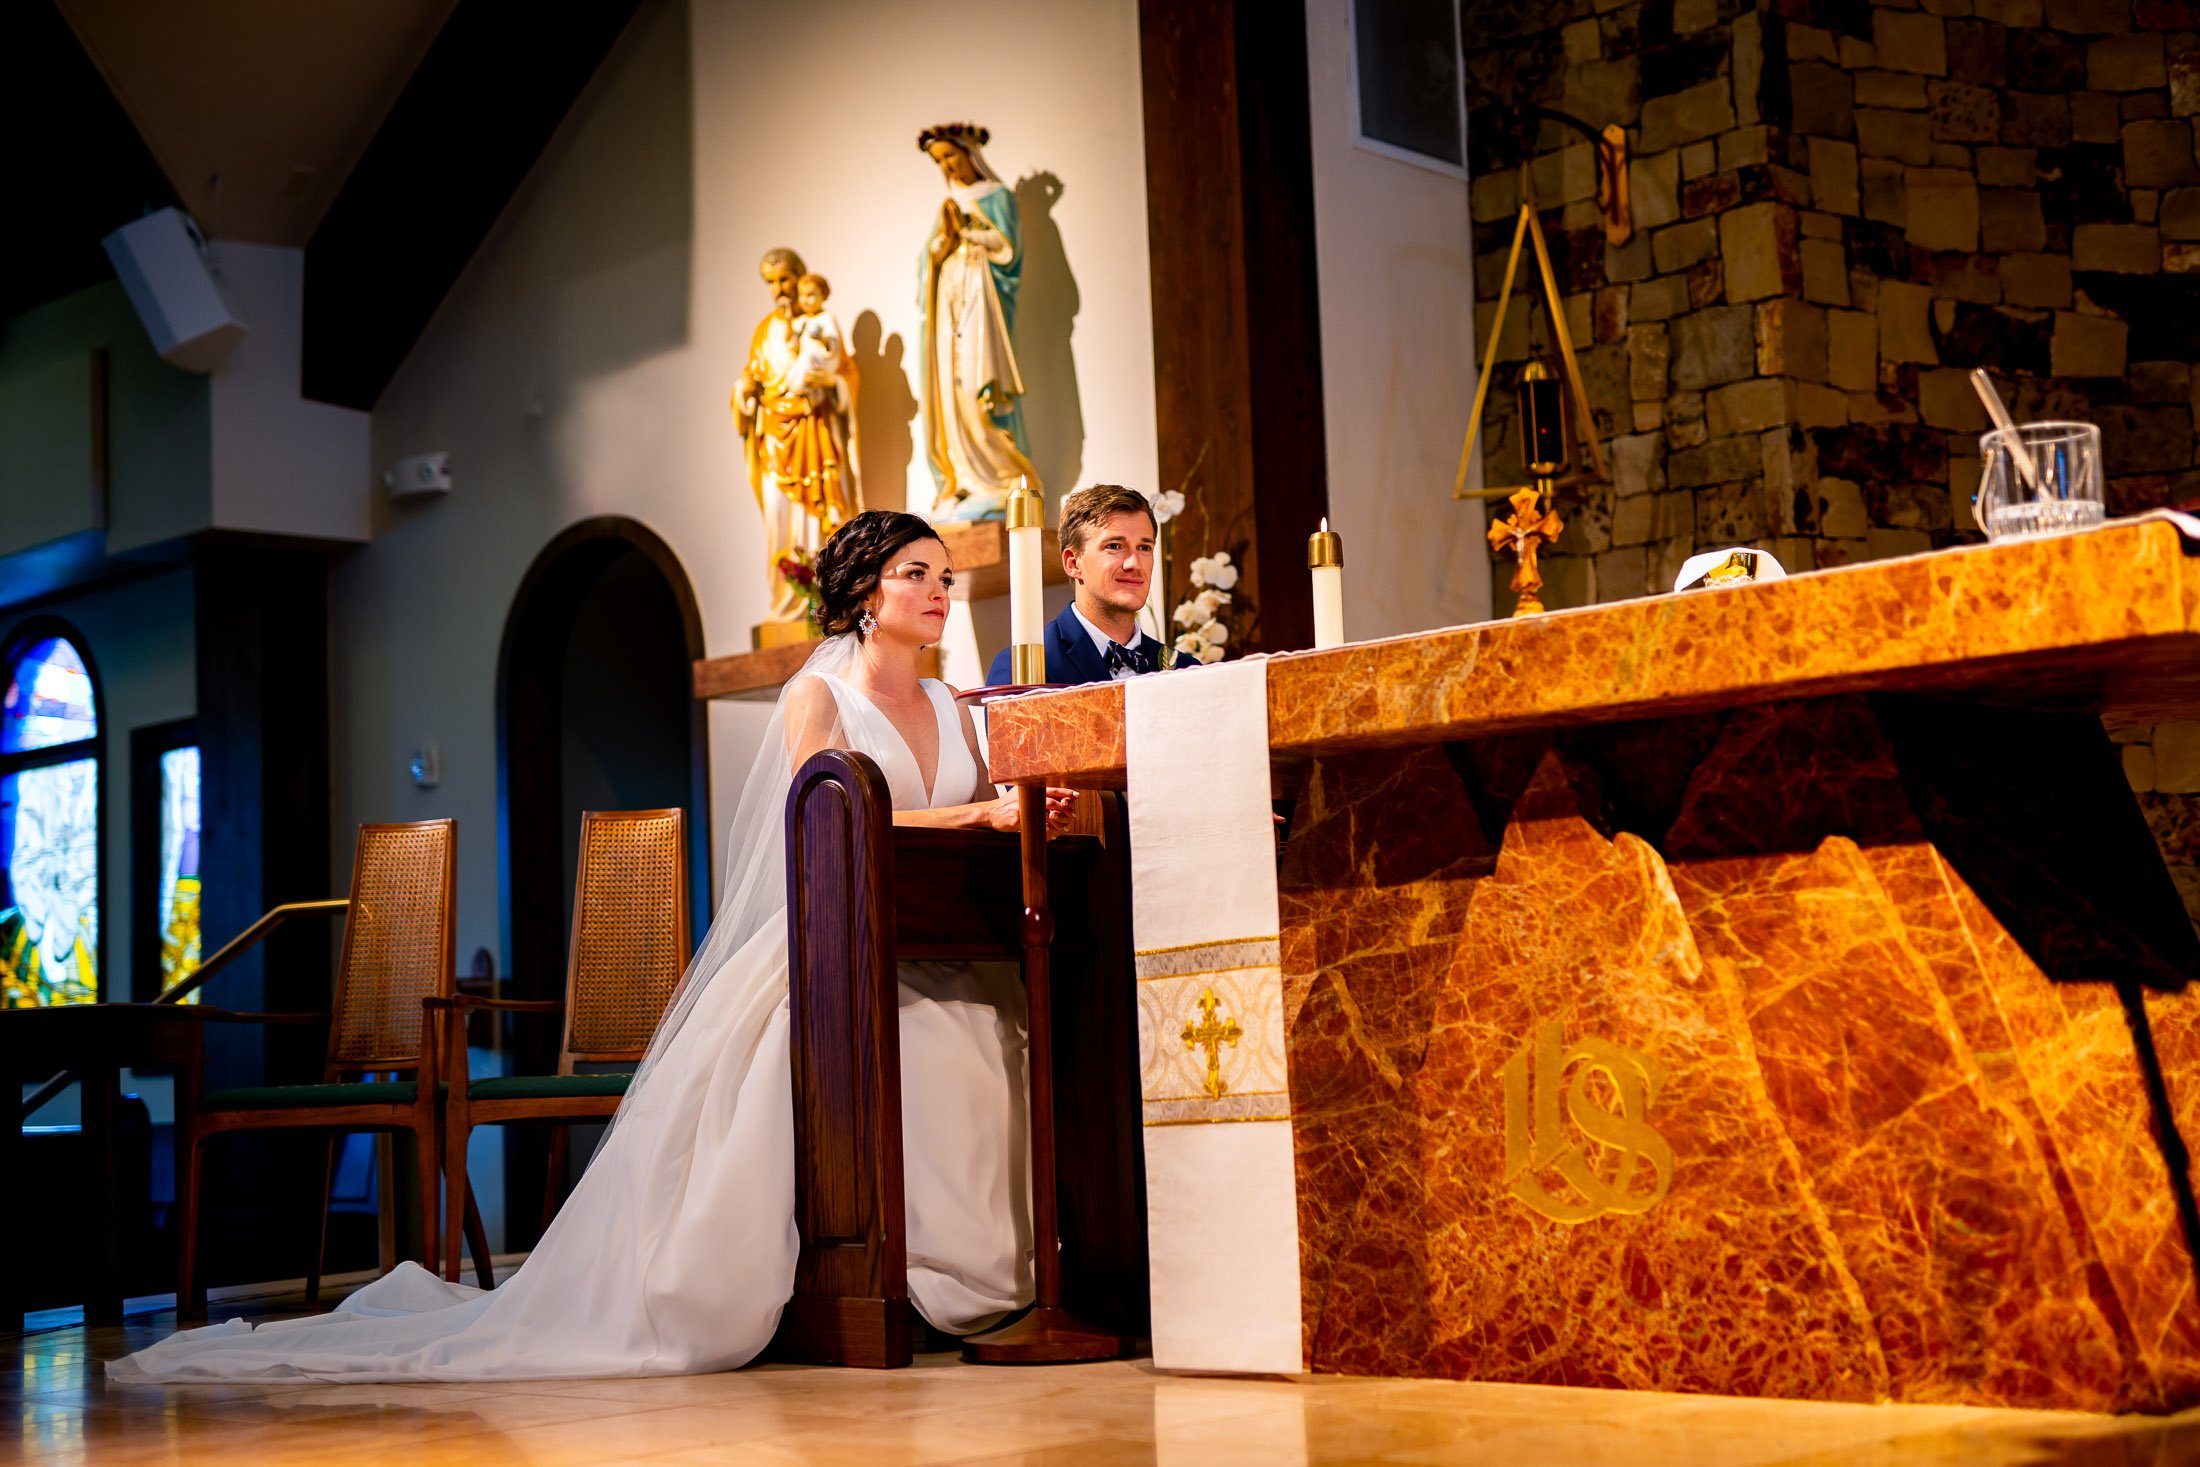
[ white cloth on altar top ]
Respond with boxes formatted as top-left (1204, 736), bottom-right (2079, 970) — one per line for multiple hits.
top-left (1124, 657), bottom-right (1303, 1375)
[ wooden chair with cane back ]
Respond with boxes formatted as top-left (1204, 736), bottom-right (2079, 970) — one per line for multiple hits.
top-left (432, 808), bottom-right (691, 1287)
top-left (172, 819), bottom-right (485, 1316)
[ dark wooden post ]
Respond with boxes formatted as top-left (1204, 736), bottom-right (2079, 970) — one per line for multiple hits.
top-left (1139, 0), bottom-right (1329, 652)
top-left (192, 541), bottom-right (333, 1281)
top-left (779, 750), bottom-right (911, 1367)
top-left (960, 784), bottom-right (1125, 1363)
top-left (775, 751), bottom-right (1133, 1366)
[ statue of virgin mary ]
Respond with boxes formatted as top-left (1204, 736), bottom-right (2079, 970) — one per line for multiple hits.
top-left (916, 122), bottom-right (1039, 522)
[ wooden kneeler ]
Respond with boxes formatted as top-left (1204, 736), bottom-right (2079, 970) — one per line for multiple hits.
top-left (773, 750), bottom-right (1145, 1368)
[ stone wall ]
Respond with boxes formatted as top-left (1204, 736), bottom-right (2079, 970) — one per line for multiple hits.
top-left (2110, 718), bottom-right (2200, 925)
top-left (1463, 0), bottom-right (2200, 612)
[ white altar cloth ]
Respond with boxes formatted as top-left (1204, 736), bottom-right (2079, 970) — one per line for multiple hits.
top-left (1125, 659), bottom-right (1302, 1374)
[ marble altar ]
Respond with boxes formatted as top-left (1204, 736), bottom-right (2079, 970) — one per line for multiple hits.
top-left (984, 518), bottom-right (2200, 1412)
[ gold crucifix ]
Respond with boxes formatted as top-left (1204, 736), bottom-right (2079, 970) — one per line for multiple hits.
top-left (1181, 988), bottom-right (1243, 1100)
top-left (1488, 487), bottom-right (1565, 617)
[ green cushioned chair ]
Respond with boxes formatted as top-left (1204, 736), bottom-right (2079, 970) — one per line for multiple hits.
top-left (169, 819), bottom-right (486, 1315)
top-left (464, 1074), bottom-right (633, 1102)
top-left (432, 808), bottom-right (690, 1286)
top-left (200, 1082), bottom-right (439, 1110)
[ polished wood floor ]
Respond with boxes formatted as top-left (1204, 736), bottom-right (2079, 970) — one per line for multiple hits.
top-left (11, 1270), bottom-right (2200, 1465)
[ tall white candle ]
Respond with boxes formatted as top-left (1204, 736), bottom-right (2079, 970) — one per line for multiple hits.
top-left (1308, 517), bottom-right (1344, 649)
top-left (1007, 479), bottom-right (1045, 682)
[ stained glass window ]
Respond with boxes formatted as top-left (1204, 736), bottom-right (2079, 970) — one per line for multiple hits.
top-left (2, 637), bottom-right (97, 753)
top-left (0, 759), bottom-right (99, 1006)
top-left (0, 631), bottom-right (99, 1008)
top-left (157, 746), bottom-right (202, 1000)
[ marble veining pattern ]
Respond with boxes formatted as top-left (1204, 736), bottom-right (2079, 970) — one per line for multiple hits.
top-left (987, 521), bottom-right (2200, 790)
top-left (1276, 707), bottom-right (2200, 1411)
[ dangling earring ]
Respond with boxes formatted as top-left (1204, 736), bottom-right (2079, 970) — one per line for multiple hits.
top-left (858, 607), bottom-right (879, 638)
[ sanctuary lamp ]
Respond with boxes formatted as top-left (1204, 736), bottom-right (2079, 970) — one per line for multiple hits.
top-left (1517, 357), bottom-right (1567, 495)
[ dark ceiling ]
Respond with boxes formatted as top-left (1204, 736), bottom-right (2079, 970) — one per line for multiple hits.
top-left (3, 2), bottom-right (178, 323)
top-left (5, 0), bottom-right (644, 411)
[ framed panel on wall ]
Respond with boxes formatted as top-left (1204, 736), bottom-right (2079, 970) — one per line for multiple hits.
top-left (0, 622), bottom-right (103, 1008)
top-left (131, 719), bottom-right (201, 1004)
top-left (1349, 0), bottom-right (1467, 176)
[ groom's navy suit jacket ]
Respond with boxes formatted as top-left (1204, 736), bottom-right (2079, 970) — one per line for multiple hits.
top-left (986, 603), bottom-right (1182, 687)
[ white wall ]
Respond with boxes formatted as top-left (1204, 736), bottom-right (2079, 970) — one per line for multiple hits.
top-left (343, 0), bottom-right (1156, 959)
top-left (1, 255), bottom-right (372, 558)
top-left (1304, 0), bottom-right (1492, 638)
top-left (0, 281), bottom-right (212, 557)
top-left (207, 244), bottom-right (373, 543)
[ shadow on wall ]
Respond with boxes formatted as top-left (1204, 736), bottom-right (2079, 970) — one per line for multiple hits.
top-left (1014, 170), bottom-right (1085, 496)
top-left (371, 0), bottom-right (695, 538)
top-left (851, 310), bottom-right (917, 514)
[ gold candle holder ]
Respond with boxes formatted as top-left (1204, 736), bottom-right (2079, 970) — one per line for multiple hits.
top-left (1308, 518), bottom-right (1344, 650)
top-left (1007, 480), bottom-right (1047, 685)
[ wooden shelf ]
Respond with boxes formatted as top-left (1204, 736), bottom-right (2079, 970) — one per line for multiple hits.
top-left (933, 520), bottom-right (1068, 601)
top-left (694, 642), bottom-right (943, 702)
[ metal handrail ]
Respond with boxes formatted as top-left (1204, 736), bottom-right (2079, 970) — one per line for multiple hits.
top-left (158, 899), bottom-right (351, 1006)
top-left (15, 899), bottom-right (351, 1123)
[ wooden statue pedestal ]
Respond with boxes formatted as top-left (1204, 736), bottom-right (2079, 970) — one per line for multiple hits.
top-left (986, 518), bottom-right (2200, 1412)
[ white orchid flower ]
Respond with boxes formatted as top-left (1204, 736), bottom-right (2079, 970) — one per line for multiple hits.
top-left (1188, 550), bottom-right (1238, 590)
top-left (1189, 553), bottom-right (1236, 588)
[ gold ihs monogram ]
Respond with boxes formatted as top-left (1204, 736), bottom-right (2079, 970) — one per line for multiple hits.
top-left (1500, 1020), bottom-right (1674, 1224)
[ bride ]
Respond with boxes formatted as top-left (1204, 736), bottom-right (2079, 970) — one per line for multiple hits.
top-left (113, 510), bottom-right (1074, 1383)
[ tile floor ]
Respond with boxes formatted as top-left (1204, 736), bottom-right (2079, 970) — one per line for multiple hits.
top-left (11, 1275), bottom-right (2200, 1465)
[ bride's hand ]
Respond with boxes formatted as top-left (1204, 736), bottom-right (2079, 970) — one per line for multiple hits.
top-left (981, 788), bottom-right (1078, 835)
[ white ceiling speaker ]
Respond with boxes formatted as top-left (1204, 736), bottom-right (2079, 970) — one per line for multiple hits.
top-left (100, 208), bottom-right (248, 374)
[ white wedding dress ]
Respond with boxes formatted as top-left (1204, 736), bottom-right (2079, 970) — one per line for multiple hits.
top-left (112, 673), bottom-right (1032, 1383)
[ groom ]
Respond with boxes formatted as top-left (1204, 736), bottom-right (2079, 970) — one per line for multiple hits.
top-left (987, 483), bottom-right (1182, 686)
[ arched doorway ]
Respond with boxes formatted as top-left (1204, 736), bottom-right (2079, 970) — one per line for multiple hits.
top-left (495, 517), bottom-right (709, 1248)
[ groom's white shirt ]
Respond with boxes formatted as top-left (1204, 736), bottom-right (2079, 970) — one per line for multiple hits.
top-left (1070, 603), bottom-right (1143, 680)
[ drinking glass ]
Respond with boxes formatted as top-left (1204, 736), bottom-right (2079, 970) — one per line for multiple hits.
top-left (1976, 420), bottom-right (2105, 541)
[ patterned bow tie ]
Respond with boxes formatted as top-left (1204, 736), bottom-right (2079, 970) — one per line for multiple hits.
top-left (1104, 641), bottom-right (1156, 678)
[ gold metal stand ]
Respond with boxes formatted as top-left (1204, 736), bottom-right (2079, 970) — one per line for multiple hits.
top-left (1007, 482), bottom-right (1047, 685)
top-left (1452, 190), bottom-right (1611, 504)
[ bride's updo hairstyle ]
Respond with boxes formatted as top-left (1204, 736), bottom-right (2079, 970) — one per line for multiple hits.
top-left (815, 510), bottom-right (941, 637)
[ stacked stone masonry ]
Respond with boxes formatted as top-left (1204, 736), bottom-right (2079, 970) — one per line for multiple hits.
top-left (1465, 0), bottom-right (2200, 928)
top-left (1465, 0), bottom-right (2200, 614)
